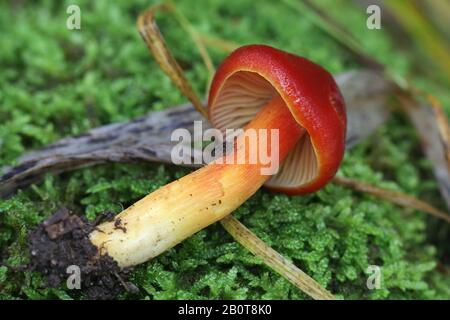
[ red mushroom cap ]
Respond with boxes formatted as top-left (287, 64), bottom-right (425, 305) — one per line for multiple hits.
top-left (208, 44), bottom-right (346, 194)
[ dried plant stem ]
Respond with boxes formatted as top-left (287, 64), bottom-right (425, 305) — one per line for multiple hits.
top-left (137, 4), bottom-right (208, 118)
top-left (166, 0), bottom-right (215, 78)
top-left (196, 32), bottom-right (239, 54)
top-left (397, 91), bottom-right (450, 210)
top-left (282, 0), bottom-right (384, 70)
top-left (334, 176), bottom-right (450, 224)
top-left (426, 94), bottom-right (450, 169)
top-left (220, 216), bottom-right (335, 300)
top-left (384, 0), bottom-right (450, 81)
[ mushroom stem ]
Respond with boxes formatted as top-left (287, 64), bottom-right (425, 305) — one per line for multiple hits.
top-left (90, 96), bottom-right (305, 267)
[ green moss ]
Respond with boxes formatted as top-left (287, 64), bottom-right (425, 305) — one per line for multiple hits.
top-left (0, 0), bottom-right (449, 299)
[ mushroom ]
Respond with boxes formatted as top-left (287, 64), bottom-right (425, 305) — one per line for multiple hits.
top-left (89, 45), bottom-right (346, 268)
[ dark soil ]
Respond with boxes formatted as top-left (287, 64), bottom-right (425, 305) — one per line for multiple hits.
top-left (28, 208), bottom-right (138, 299)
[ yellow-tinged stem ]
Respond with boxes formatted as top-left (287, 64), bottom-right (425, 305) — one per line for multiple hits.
top-left (90, 96), bottom-right (304, 267)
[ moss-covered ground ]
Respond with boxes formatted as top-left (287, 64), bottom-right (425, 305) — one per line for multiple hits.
top-left (0, 0), bottom-right (449, 299)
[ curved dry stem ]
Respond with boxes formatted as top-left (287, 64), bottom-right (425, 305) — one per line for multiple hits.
top-left (137, 3), bottom-right (208, 118)
top-left (397, 90), bottom-right (450, 210)
top-left (196, 32), bottom-right (240, 54)
top-left (334, 176), bottom-right (450, 224)
top-left (425, 94), bottom-right (450, 169)
top-left (166, 0), bottom-right (215, 79)
top-left (282, 0), bottom-right (384, 71)
top-left (384, 0), bottom-right (450, 81)
top-left (220, 216), bottom-right (335, 300)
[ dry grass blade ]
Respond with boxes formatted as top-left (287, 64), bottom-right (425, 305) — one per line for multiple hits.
top-left (334, 176), bottom-right (450, 224)
top-left (166, 0), bottom-right (215, 78)
top-left (384, 0), bottom-right (450, 83)
top-left (220, 216), bottom-right (335, 300)
top-left (196, 32), bottom-right (239, 54)
top-left (397, 92), bottom-right (450, 210)
top-left (137, 4), bottom-right (208, 118)
top-left (422, 0), bottom-right (450, 40)
top-left (426, 95), bottom-right (450, 169)
top-left (282, 0), bottom-right (384, 71)
top-left (165, 0), bottom-right (216, 96)
top-left (136, 3), bottom-right (333, 299)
